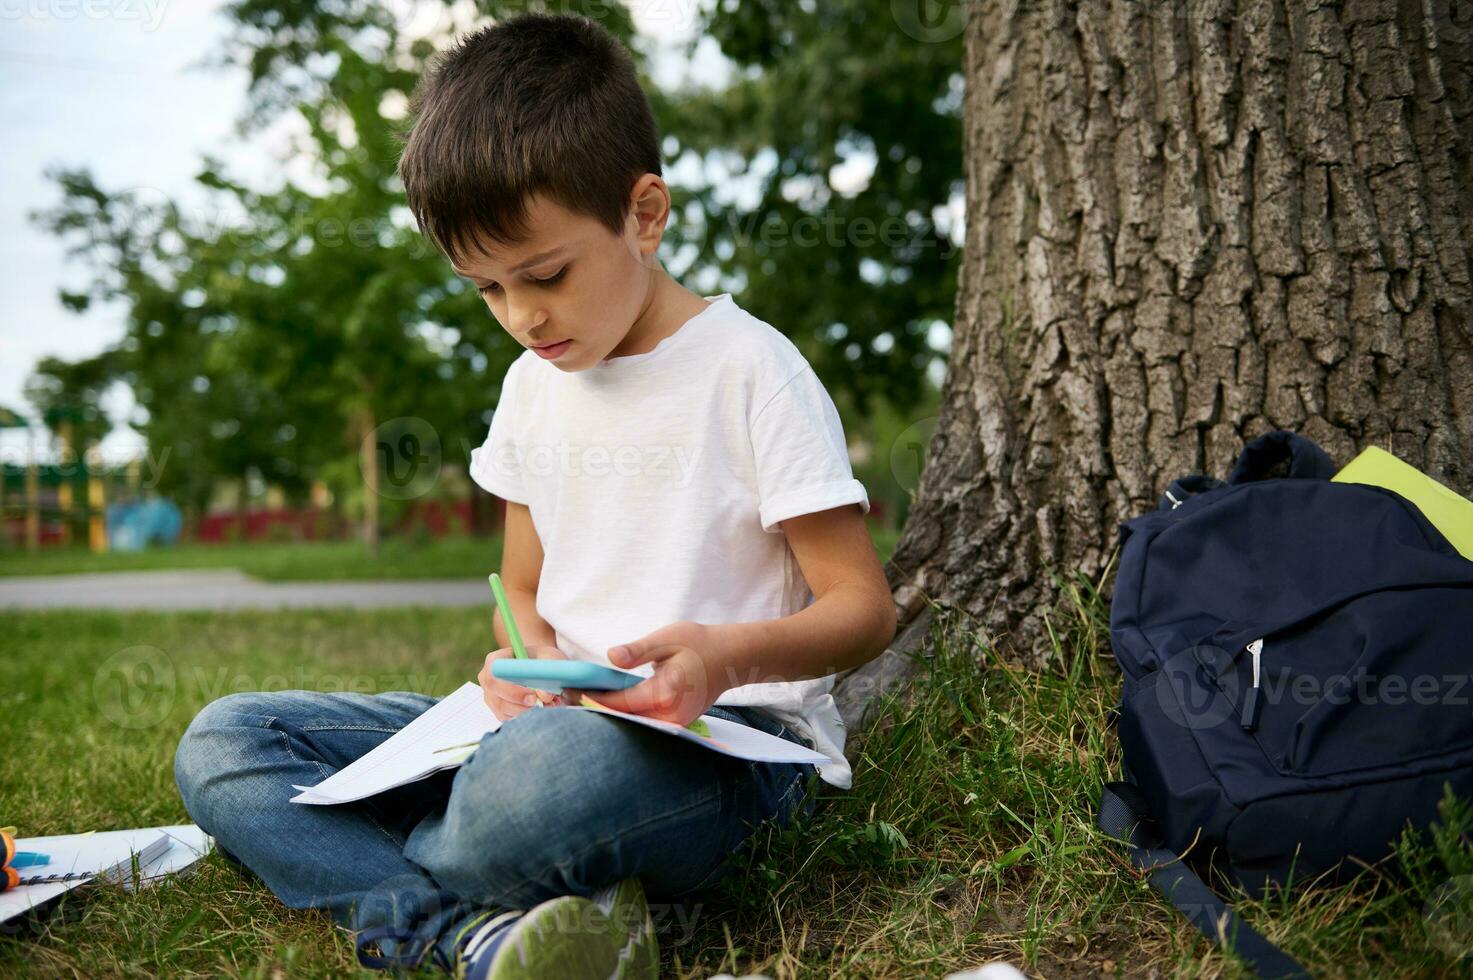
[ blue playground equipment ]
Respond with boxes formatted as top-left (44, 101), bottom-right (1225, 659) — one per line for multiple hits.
top-left (106, 499), bottom-right (183, 552)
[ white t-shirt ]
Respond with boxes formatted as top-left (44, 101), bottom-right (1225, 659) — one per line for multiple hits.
top-left (468, 293), bottom-right (870, 789)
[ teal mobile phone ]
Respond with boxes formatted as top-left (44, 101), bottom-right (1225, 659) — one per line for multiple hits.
top-left (491, 659), bottom-right (646, 694)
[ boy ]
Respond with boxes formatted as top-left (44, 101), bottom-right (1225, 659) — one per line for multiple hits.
top-left (173, 12), bottom-right (896, 979)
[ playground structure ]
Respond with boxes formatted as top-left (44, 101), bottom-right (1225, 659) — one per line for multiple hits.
top-left (0, 404), bottom-right (497, 554)
top-left (0, 405), bottom-right (140, 554)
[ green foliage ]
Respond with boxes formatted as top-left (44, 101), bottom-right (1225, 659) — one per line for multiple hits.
top-left (27, 1), bottom-right (958, 520)
top-left (659, 0), bottom-right (963, 418)
top-left (827, 818), bottom-right (911, 869)
top-left (24, 350), bottom-right (122, 452)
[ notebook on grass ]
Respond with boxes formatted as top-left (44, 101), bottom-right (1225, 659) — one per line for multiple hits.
top-left (0, 824), bottom-right (212, 926)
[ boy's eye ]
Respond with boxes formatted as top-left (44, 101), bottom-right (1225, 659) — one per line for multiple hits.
top-left (475, 266), bottom-right (566, 296)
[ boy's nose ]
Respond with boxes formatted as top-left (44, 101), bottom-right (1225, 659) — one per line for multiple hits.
top-left (506, 295), bottom-right (545, 337)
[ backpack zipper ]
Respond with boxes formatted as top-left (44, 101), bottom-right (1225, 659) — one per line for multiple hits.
top-left (1240, 638), bottom-right (1264, 731)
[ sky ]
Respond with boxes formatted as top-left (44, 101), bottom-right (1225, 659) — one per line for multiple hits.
top-left (2, 0), bottom-right (259, 464)
top-left (0, 1), bottom-right (947, 468)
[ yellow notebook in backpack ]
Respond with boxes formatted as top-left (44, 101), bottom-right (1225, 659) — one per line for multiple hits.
top-left (1333, 446), bottom-right (1473, 560)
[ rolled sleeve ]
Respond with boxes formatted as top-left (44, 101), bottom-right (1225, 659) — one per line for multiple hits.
top-left (751, 366), bottom-right (871, 534)
top-left (468, 367), bottom-right (529, 505)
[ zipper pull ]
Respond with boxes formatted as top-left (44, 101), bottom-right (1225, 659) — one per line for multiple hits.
top-left (1240, 638), bottom-right (1264, 731)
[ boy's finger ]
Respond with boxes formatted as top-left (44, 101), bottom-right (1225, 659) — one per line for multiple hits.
top-left (581, 679), bottom-right (681, 720)
top-left (482, 679), bottom-right (538, 710)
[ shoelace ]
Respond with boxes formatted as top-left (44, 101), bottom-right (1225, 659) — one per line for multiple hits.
top-left (460, 908), bottom-right (524, 965)
top-left (354, 924), bottom-right (432, 970)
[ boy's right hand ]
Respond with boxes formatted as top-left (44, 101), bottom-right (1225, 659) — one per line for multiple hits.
top-left (479, 644), bottom-right (570, 721)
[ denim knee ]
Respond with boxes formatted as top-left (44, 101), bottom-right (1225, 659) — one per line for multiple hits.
top-left (407, 708), bottom-right (656, 906)
top-left (173, 692), bottom-right (278, 820)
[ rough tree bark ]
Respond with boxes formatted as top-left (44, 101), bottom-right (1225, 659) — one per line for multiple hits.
top-left (837, 0), bottom-right (1473, 724)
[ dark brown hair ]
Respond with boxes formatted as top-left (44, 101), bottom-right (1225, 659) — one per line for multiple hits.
top-left (397, 12), bottom-right (662, 266)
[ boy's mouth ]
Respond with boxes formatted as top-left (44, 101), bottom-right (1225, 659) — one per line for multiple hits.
top-left (531, 339), bottom-right (573, 360)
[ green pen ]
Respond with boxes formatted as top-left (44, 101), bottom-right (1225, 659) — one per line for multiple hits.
top-left (488, 573), bottom-right (529, 660)
top-left (487, 572), bottom-right (707, 735)
top-left (489, 571), bottom-right (553, 710)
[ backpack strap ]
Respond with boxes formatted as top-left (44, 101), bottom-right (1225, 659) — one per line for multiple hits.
top-left (1098, 782), bottom-right (1310, 979)
top-left (1228, 431), bottom-right (1337, 484)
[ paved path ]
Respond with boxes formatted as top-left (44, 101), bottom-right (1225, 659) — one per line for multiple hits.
top-left (0, 569), bottom-right (488, 611)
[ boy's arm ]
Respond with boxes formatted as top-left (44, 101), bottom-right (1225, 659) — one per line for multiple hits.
top-left (589, 504), bottom-right (896, 723)
top-left (708, 504), bottom-right (896, 687)
top-left (493, 501), bottom-right (559, 649)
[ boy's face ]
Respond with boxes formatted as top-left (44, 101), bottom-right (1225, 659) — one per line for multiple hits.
top-left (450, 186), bottom-right (662, 372)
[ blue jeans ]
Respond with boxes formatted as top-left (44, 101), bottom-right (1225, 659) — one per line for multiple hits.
top-left (173, 689), bottom-right (820, 970)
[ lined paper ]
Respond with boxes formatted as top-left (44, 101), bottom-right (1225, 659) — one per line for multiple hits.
top-left (291, 682), bottom-right (828, 806)
top-left (291, 683), bottom-right (501, 804)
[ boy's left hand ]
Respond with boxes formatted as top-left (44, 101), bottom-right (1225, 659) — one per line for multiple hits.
top-left (563, 621), bottom-right (732, 727)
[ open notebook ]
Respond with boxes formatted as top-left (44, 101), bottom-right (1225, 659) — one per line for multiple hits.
top-left (1, 824), bottom-right (213, 926)
top-left (291, 682), bottom-right (830, 805)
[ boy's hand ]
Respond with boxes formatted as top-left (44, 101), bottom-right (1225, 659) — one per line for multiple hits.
top-left (564, 621), bottom-right (733, 727)
top-left (479, 644), bottom-right (569, 721)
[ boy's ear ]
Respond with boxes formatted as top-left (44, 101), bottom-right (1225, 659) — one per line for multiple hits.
top-left (627, 173), bottom-right (670, 259)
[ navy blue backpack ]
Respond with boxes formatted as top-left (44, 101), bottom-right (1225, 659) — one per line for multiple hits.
top-left (1100, 431), bottom-right (1473, 978)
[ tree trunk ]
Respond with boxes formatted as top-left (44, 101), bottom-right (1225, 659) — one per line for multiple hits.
top-left (235, 476), bottom-right (250, 543)
top-left (879, 0), bottom-right (1472, 681)
top-left (359, 405), bottom-right (380, 558)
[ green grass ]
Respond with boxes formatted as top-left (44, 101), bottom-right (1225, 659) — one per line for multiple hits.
top-left (2, 586), bottom-right (1468, 977)
top-left (0, 523), bottom-right (900, 582)
top-left (0, 536), bottom-right (504, 581)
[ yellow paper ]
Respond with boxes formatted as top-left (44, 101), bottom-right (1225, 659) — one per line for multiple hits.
top-left (1333, 446), bottom-right (1473, 560)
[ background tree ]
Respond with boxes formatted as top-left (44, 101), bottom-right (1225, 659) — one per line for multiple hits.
top-left (31, 17), bottom-right (506, 542)
top-left (659, 0), bottom-right (962, 419)
top-left (30, 1), bottom-right (963, 542)
top-left (872, 0), bottom-right (1472, 687)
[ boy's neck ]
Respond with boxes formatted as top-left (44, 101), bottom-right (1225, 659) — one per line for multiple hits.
top-left (603, 264), bottom-right (711, 362)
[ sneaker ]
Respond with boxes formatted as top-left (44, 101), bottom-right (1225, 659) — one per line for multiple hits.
top-left (457, 877), bottom-right (658, 980)
top-left (590, 876), bottom-right (658, 978)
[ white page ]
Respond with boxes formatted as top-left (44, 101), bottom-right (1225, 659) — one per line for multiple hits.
top-left (0, 824), bottom-right (211, 925)
top-left (291, 683), bottom-right (501, 804)
top-left (292, 682), bottom-right (829, 806)
top-left (565, 704), bottom-right (831, 764)
top-left (127, 824), bottom-right (214, 891)
top-left (9, 828), bottom-right (170, 885)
